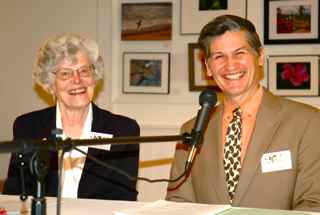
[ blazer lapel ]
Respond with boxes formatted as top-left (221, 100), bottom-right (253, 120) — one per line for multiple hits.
top-left (40, 107), bottom-right (57, 139)
top-left (91, 103), bottom-right (112, 133)
top-left (203, 105), bottom-right (230, 202)
top-left (234, 91), bottom-right (282, 204)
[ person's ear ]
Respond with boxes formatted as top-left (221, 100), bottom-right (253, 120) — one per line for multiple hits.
top-left (258, 48), bottom-right (265, 66)
top-left (205, 60), bottom-right (213, 77)
top-left (47, 84), bottom-right (56, 96)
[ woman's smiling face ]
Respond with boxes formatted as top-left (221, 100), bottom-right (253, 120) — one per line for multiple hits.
top-left (51, 51), bottom-right (96, 111)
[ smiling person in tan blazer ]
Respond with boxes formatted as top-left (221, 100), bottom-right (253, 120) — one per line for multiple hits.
top-left (166, 15), bottom-right (320, 212)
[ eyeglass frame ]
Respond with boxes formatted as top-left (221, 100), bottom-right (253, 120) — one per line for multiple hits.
top-left (52, 64), bottom-right (94, 81)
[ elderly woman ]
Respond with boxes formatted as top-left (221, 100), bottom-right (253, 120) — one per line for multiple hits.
top-left (3, 34), bottom-right (140, 200)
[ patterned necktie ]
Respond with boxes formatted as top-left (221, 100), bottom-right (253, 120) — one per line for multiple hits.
top-left (224, 107), bottom-right (242, 201)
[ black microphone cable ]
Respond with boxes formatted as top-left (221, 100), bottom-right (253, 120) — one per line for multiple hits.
top-left (72, 146), bottom-right (188, 183)
top-left (55, 142), bottom-right (190, 215)
top-left (66, 90), bottom-right (217, 194)
top-left (54, 89), bottom-right (217, 213)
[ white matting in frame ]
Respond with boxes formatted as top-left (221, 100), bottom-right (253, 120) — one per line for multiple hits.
top-left (180, 0), bottom-right (247, 35)
top-left (268, 0), bottom-right (319, 40)
top-left (268, 55), bottom-right (319, 96)
top-left (123, 52), bottom-right (170, 94)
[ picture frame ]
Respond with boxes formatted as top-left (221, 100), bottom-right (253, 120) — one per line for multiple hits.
top-left (180, 0), bottom-right (247, 35)
top-left (264, 0), bottom-right (320, 44)
top-left (121, 2), bottom-right (172, 40)
top-left (267, 55), bottom-right (319, 96)
top-left (188, 43), bottom-right (220, 92)
top-left (123, 52), bottom-right (170, 94)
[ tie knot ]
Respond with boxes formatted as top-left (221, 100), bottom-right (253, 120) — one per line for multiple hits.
top-left (232, 108), bottom-right (241, 119)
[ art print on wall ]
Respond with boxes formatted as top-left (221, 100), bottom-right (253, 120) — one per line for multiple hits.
top-left (267, 55), bottom-right (319, 96)
top-left (180, 0), bottom-right (247, 35)
top-left (121, 2), bottom-right (172, 40)
top-left (264, 0), bottom-right (320, 44)
top-left (123, 52), bottom-right (170, 94)
top-left (188, 43), bottom-right (220, 91)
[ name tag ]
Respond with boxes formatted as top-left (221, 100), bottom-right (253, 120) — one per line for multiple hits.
top-left (86, 131), bottom-right (113, 151)
top-left (261, 150), bottom-right (292, 173)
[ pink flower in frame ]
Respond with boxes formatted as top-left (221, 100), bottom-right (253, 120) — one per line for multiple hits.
top-left (281, 63), bottom-right (309, 87)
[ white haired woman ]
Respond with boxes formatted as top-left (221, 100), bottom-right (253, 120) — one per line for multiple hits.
top-left (3, 34), bottom-right (140, 200)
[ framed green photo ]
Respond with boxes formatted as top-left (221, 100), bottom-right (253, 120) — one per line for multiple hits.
top-left (180, 0), bottom-right (247, 34)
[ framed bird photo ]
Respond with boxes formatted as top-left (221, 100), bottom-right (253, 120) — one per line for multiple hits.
top-left (123, 52), bottom-right (170, 94)
top-left (121, 2), bottom-right (172, 40)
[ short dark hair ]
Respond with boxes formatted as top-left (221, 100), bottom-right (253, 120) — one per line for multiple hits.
top-left (198, 15), bottom-right (262, 59)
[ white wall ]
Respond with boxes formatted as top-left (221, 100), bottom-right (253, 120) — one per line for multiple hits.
top-left (0, 0), bottom-right (320, 201)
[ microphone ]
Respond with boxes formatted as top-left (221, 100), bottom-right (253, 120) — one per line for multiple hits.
top-left (185, 89), bottom-right (217, 172)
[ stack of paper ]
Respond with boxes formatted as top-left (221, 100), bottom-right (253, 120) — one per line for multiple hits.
top-left (113, 200), bottom-right (314, 215)
top-left (113, 200), bottom-right (231, 215)
top-left (217, 207), bottom-right (311, 215)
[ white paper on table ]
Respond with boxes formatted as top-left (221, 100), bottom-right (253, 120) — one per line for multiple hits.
top-left (112, 200), bottom-right (231, 215)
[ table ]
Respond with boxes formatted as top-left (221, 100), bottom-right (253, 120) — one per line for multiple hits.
top-left (0, 195), bottom-right (319, 215)
top-left (0, 195), bottom-right (146, 215)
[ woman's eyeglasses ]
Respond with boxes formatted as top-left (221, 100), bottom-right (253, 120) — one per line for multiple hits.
top-left (53, 65), bottom-right (93, 81)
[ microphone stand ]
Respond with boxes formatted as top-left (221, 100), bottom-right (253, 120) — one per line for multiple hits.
top-left (0, 134), bottom-right (190, 153)
top-left (0, 89), bottom-right (216, 215)
top-left (0, 133), bottom-right (191, 215)
top-left (29, 149), bottom-right (49, 215)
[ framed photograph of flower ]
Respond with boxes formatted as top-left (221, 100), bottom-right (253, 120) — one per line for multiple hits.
top-left (267, 55), bottom-right (319, 96)
top-left (123, 52), bottom-right (170, 94)
top-left (264, 0), bottom-right (320, 44)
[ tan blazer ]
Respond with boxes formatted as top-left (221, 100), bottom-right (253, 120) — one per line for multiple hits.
top-left (166, 90), bottom-right (320, 212)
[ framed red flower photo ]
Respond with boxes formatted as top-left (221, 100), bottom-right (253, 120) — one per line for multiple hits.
top-left (267, 55), bottom-right (319, 96)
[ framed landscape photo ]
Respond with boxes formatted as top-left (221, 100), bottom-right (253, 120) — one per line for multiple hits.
top-left (123, 52), bottom-right (170, 94)
top-left (180, 0), bottom-right (247, 35)
top-left (121, 2), bottom-right (172, 40)
top-left (264, 0), bottom-right (320, 44)
top-left (267, 55), bottom-right (319, 96)
top-left (188, 43), bottom-right (220, 91)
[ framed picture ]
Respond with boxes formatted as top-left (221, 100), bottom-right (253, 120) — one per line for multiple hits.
top-left (123, 52), bottom-right (170, 94)
top-left (121, 2), bottom-right (172, 40)
top-left (180, 0), bottom-right (247, 35)
top-left (267, 55), bottom-right (319, 96)
top-left (264, 0), bottom-right (320, 44)
top-left (188, 43), bottom-right (220, 91)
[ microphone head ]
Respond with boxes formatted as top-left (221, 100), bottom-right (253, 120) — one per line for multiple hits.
top-left (199, 89), bottom-right (217, 107)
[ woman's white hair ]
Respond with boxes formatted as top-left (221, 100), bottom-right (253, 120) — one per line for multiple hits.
top-left (33, 33), bottom-right (104, 92)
